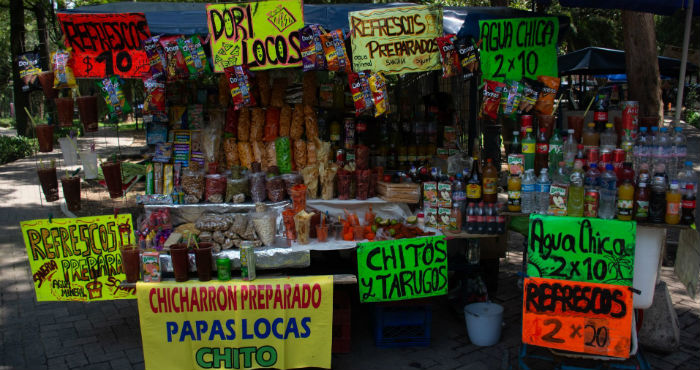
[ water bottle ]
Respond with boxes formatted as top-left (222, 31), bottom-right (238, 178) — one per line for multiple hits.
top-left (634, 127), bottom-right (649, 173)
top-left (671, 127), bottom-right (687, 178)
top-left (536, 169), bottom-right (551, 214)
top-left (563, 129), bottom-right (577, 168)
top-left (599, 164), bottom-right (618, 219)
top-left (600, 123), bottom-right (618, 151)
top-left (584, 163), bottom-right (601, 189)
top-left (652, 127), bottom-right (671, 173)
top-left (521, 169), bottom-right (536, 214)
top-left (677, 161), bottom-right (698, 192)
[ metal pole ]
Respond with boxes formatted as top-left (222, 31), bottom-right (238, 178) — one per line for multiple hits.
top-left (674, 0), bottom-right (694, 125)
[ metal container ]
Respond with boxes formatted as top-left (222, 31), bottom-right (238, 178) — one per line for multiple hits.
top-left (584, 189), bottom-right (600, 218)
top-left (240, 241), bottom-right (256, 281)
top-left (217, 257), bottom-right (231, 281)
top-left (621, 101), bottom-right (639, 138)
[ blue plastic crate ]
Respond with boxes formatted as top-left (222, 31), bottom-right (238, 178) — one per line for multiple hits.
top-left (373, 304), bottom-right (431, 348)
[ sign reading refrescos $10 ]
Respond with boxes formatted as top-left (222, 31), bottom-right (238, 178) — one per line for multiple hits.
top-left (206, 1), bottom-right (304, 72)
top-left (478, 17), bottom-right (559, 82)
top-left (356, 236), bottom-right (448, 302)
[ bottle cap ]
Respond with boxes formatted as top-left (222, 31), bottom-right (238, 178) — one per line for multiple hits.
top-left (651, 126), bottom-right (658, 132)
top-left (675, 127), bottom-right (682, 132)
top-left (606, 164), bottom-right (614, 171)
top-left (590, 163), bottom-right (597, 168)
top-left (661, 127), bottom-right (668, 132)
top-left (577, 144), bottom-right (584, 149)
top-left (639, 182), bottom-right (647, 187)
top-left (640, 126), bottom-right (647, 132)
top-left (671, 182), bottom-right (679, 190)
top-left (526, 127), bottom-right (533, 132)
top-left (513, 131), bottom-right (519, 135)
top-left (686, 184), bottom-right (694, 190)
top-left (568, 129), bottom-right (574, 133)
top-left (685, 160), bottom-right (693, 166)
top-left (606, 123), bottom-right (613, 128)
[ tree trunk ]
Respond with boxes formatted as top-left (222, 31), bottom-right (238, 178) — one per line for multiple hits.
top-left (34, 2), bottom-right (50, 71)
top-left (10, 0), bottom-right (28, 136)
top-left (622, 11), bottom-right (663, 121)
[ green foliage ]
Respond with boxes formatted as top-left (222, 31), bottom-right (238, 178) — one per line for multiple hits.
top-left (0, 134), bottom-right (37, 164)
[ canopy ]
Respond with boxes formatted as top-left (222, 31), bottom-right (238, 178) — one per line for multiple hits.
top-left (558, 0), bottom-right (699, 16)
top-left (559, 46), bottom-right (698, 76)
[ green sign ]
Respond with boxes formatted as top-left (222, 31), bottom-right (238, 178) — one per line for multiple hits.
top-left (478, 17), bottom-right (559, 82)
top-left (356, 236), bottom-right (447, 302)
top-left (527, 215), bottom-right (636, 286)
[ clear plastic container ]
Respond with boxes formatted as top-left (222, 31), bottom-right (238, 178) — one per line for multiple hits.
top-left (249, 172), bottom-right (267, 203)
top-left (294, 210), bottom-right (312, 244)
top-left (266, 175), bottom-right (286, 202)
top-left (204, 173), bottom-right (226, 203)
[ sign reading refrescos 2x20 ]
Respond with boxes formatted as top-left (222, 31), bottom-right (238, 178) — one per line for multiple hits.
top-left (20, 214), bottom-right (136, 302)
top-left (207, 0), bottom-right (304, 72)
top-left (57, 13), bottom-right (152, 78)
top-left (356, 236), bottom-right (448, 303)
top-left (137, 277), bottom-right (333, 370)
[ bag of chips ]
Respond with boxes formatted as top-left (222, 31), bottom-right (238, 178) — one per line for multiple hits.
top-left (501, 80), bottom-right (521, 117)
top-left (518, 81), bottom-right (538, 114)
top-left (237, 141), bottom-right (253, 170)
top-left (320, 30), bottom-right (351, 73)
top-left (294, 139), bottom-right (307, 169)
top-left (263, 107), bottom-right (280, 142)
top-left (250, 108), bottom-right (265, 142)
top-left (223, 137), bottom-right (239, 168)
top-left (224, 65), bottom-right (256, 110)
top-left (290, 104), bottom-right (304, 140)
top-left (534, 76), bottom-right (560, 115)
top-left (51, 50), bottom-right (76, 89)
top-left (17, 51), bottom-right (42, 93)
top-left (160, 35), bottom-right (189, 81)
top-left (279, 105), bottom-right (292, 137)
top-left (436, 34), bottom-right (460, 78)
top-left (300, 24), bottom-right (327, 71)
top-left (275, 136), bottom-right (292, 174)
top-left (237, 107), bottom-right (250, 142)
top-left (368, 72), bottom-right (389, 117)
top-left (97, 75), bottom-right (132, 122)
top-left (224, 106), bottom-right (238, 134)
top-left (142, 72), bottom-right (167, 120)
top-left (303, 105), bottom-right (318, 140)
top-left (178, 35), bottom-right (211, 79)
top-left (143, 36), bottom-right (166, 76)
top-left (348, 72), bottom-right (374, 116)
top-left (480, 80), bottom-right (505, 121)
top-left (455, 37), bottom-right (480, 81)
top-left (252, 141), bottom-right (265, 167)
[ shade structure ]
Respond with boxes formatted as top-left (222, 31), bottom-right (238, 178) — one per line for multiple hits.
top-left (558, 46), bottom-right (698, 76)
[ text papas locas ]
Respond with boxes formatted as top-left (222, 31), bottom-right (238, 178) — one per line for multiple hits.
top-left (167, 317), bottom-right (311, 342)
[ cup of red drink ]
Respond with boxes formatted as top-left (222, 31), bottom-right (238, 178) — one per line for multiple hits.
top-left (121, 246), bottom-right (141, 283)
top-left (170, 244), bottom-right (190, 282)
top-left (194, 243), bottom-right (213, 282)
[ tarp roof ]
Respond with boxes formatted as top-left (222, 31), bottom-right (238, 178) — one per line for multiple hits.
top-left (558, 46), bottom-right (699, 76)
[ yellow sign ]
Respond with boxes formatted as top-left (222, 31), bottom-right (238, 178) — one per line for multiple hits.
top-left (137, 276), bottom-right (333, 370)
top-left (348, 5), bottom-right (443, 74)
top-left (206, 1), bottom-right (304, 72)
top-left (20, 214), bottom-right (136, 302)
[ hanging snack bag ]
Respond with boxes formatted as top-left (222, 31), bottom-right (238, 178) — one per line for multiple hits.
top-left (160, 35), bottom-right (189, 81)
top-left (263, 107), bottom-right (280, 142)
top-left (501, 80), bottom-right (522, 117)
top-left (98, 75), bottom-right (132, 121)
top-left (275, 137), bottom-right (292, 174)
top-left (320, 30), bottom-right (351, 73)
top-left (455, 37), bottom-right (480, 81)
top-left (479, 80), bottom-right (505, 121)
top-left (534, 76), bottom-right (560, 115)
top-left (224, 106), bottom-right (238, 135)
top-left (436, 34), bottom-right (460, 78)
top-left (224, 65), bottom-right (256, 109)
top-left (237, 107), bottom-right (250, 142)
top-left (179, 35), bottom-right (211, 79)
top-left (142, 72), bottom-right (167, 120)
top-left (518, 81), bottom-right (538, 114)
top-left (303, 105), bottom-right (318, 140)
top-left (143, 36), bottom-right (166, 75)
top-left (300, 24), bottom-right (327, 71)
top-left (51, 50), bottom-right (76, 89)
top-left (279, 104), bottom-right (292, 137)
top-left (368, 72), bottom-right (389, 117)
top-left (348, 72), bottom-right (374, 116)
top-left (17, 51), bottom-right (42, 92)
top-left (250, 108), bottom-right (264, 142)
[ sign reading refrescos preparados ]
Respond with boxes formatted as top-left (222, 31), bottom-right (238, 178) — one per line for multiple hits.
top-left (137, 277), bottom-right (333, 370)
top-left (348, 5), bottom-right (443, 74)
top-left (206, 1), bottom-right (304, 72)
top-left (20, 215), bottom-right (136, 302)
top-left (57, 13), bottom-right (152, 78)
top-left (356, 236), bottom-right (448, 302)
top-left (478, 17), bottom-right (559, 81)
top-left (527, 215), bottom-right (636, 286)
top-left (522, 277), bottom-right (633, 358)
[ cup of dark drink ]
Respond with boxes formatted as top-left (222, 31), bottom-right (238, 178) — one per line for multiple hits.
top-left (194, 243), bottom-right (213, 282)
top-left (170, 244), bottom-right (190, 282)
top-left (121, 246), bottom-right (141, 283)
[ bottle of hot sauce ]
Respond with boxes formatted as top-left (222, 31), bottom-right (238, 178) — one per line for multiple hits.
top-left (482, 159), bottom-right (498, 203)
top-left (466, 157), bottom-right (482, 203)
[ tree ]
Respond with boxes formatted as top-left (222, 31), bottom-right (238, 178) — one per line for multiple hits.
top-left (10, 0), bottom-right (28, 136)
top-left (622, 10), bottom-right (662, 120)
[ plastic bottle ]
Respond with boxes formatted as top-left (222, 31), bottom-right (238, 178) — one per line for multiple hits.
top-left (568, 162), bottom-right (585, 217)
top-left (535, 128), bottom-right (549, 174)
top-left (599, 164), bottom-right (617, 219)
top-left (497, 208), bottom-right (506, 234)
top-left (621, 132), bottom-right (634, 156)
top-left (634, 182), bottom-right (650, 222)
top-left (536, 168), bottom-right (551, 214)
top-left (522, 128), bottom-right (536, 172)
top-left (677, 161), bottom-right (698, 192)
top-left (665, 181), bottom-right (682, 225)
top-left (476, 202), bottom-right (486, 234)
top-left (671, 126), bottom-right (687, 177)
top-left (521, 169), bottom-right (536, 214)
top-left (575, 144), bottom-right (586, 169)
top-left (682, 184), bottom-right (696, 225)
top-left (584, 163), bottom-right (601, 189)
top-left (510, 130), bottom-right (522, 154)
top-left (617, 177), bottom-right (635, 221)
top-left (465, 202), bottom-right (476, 233)
top-left (452, 172), bottom-right (466, 208)
top-left (507, 174), bottom-right (522, 212)
top-left (466, 158), bottom-right (482, 203)
top-left (634, 126), bottom-right (649, 173)
top-left (652, 126), bottom-right (670, 174)
top-left (582, 122), bottom-right (600, 147)
top-left (650, 167), bottom-right (667, 223)
top-left (486, 203), bottom-right (497, 234)
top-left (549, 130), bottom-right (563, 174)
top-left (482, 158), bottom-right (499, 203)
top-left (600, 123), bottom-right (618, 151)
top-left (619, 162), bottom-right (635, 185)
top-left (549, 162), bottom-right (570, 216)
top-left (563, 129), bottom-right (578, 168)
top-left (593, 97), bottom-right (608, 132)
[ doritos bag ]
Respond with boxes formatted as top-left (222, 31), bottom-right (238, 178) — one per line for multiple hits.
top-left (534, 76), bottom-right (560, 115)
top-left (348, 72), bottom-right (374, 116)
top-left (224, 65), bottom-right (256, 109)
top-left (143, 36), bottom-right (166, 75)
top-left (142, 72), bottom-right (167, 120)
top-left (455, 37), bottom-right (480, 81)
top-left (160, 35), bottom-right (189, 81)
top-left (436, 34), bottom-right (460, 78)
top-left (320, 30), bottom-right (351, 73)
top-left (97, 75), bottom-right (132, 122)
top-left (480, 80), bottom-right (505, 121)
top-left (179, 35), bottom-right (211, 79)
top-left (300, 25), bottom-right (327, 71)
top-left (17, 51), bottom-right (42, 92)
top-left (368, 72), bottom-right (389, 117)
top-left (51, 50), bottom-right (77, 89)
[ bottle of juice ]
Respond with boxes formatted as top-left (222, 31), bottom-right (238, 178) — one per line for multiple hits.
top-left (466, 158), bottom-right (482, 203)
top-left (482, 158), bottom-right (499, 203)
top-left (617, 178), bottom-right (635, 220)
top-left (508, 174), bottom-right (522, 212)
top-left (522, 128), bottom-right (536, 171)
top-left (634, 182), bottom-right (650, 222)
top-left (665, 181), bottom-right (682, 225)
top-left (582, 122), bottom-right (600, 147)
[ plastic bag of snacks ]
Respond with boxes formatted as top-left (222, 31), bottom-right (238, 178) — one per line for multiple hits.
top-left (534, 76), bottom-right (560, 115)
top-left (51, 50), bottom-right (76, 89)
top-left (252, 141), bottom-right (265, 168)
top-left (266, 175), bottom-right (286, 202)
top-left (250, 108), bottom-right (264, 142)
top-left (218, 74), bottom-right (231, 107)
top-left (303, 105), bottom-right (318, 140)
top-left (306, 140), bottom-right (317, 165)
top-left (479, 80), bottom-right (505, 121)
top-left (293, 140), bottom-right (307, 169)
top-left (143, 36), bottom-right (166, 75)
top-left (205, 173), bottom-right (226, 203)
top-left (250, 211), bottom-right (276, 246)
top-left (255, 71), bottom-right (270, 107)
top-left (97, 75), bottom-right (132, 121)
top-left (224, 65), bottom-right (256, 109)
top-left (518, 80), bottom-right (538, 114)
top-left (369, 72), bottom-right (389, 117)
top-left (223, 137), bottom-right (239, 168)
top-left (348, 72), bottom-right (374, 116)
top-left (279, 105), bottom-right (292, 137)
top-left (300, 24), bottom-right (327, 71)
top-left (226, 175), bottom-right (248, 202)
top-left (501, 80), bottom-right (521, 118)
top-left (455, 37), bottom-right (480, 81)
top-left (320, 30), bottom-right (351, 73)
top-left (178, 35), bottom-right (211, 78)
top-left (263, 107), bottom-right (280, 142)
top-left (237, 107), bottom-right (250, 142)
top-left (321, 164), bottom-right (338, 200)
top-left (290, 104), bottom-right (304, 140)
top-left (142, 72), bottom-right (167, 120)
top-left (237, 141), bottom-right (254, 170)
top-left (17, 51), bottom-right (42, 92)
top-left (436, 34), bottom-right (460, 78)
top-left (160, 35), bottom-right (189, 81)
top-left (275, 137), bottom-right (292, 174)
top-left (182, 169), bottom-right (204, 203)
top-left (301, 165), bottom-right (319, 199)
top-left (264, 141), bottom-right (277, 169)
top-left (249, 172), bottom-right (267, 203)
top-left (225, 107), bottom-right (238, 134)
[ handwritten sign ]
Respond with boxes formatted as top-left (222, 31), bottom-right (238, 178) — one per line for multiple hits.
top-left (137, 276), bottom-right (333, 370)
top-left (57, 13), bottom-right (151, 78)
top-left (356, 236), bottom-right (447, 302)
top-left (348, 5), bottom-right (443, 75)
top-left (527, 215), bottom-right (636, 286)
top-left (20, 214), bottom-right (136, 302)
top-left (522, 277), bottom-right (633, 358)
top-left (478, 17), bottom-right (558, 81)
top-left (206, 1), bottom-right (304, 72)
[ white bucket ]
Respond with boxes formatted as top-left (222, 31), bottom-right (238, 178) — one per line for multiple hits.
top-left (633, 226), bottom-right (664, 309)
top-left (464, 302), bottom-right (503, 346)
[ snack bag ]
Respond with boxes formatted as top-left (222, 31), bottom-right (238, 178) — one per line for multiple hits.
top-left (518, 81), bottom-right (538, 114)
top-left (300, 24), bottom-right (327, 71)
top-left (224, 106), bottom-right (238, 134)
top-left (51, 50), bottom-right (77, 89)
top-left (160, 35), bottom-right (189, 81)
top-left (143, 36), bottom-right (166, 75)
top-left (479, 80), bottom-right (505, 121)
top-left (142, 72), bottom-right (167, 120)
top-left (263, 107), bottom-right (280, 142)
top-left (348, 72), bottom-right (374, 116)
top-left (97, 75), bottom-right (132, 121)
top-left (224, 65), bottom-right (256, 109)
top-left (501, 80), bottom-right (521, 117)
top-left (455, 37), bottom-right (480, 81)
top-left (436, 34), bottom-right (460, 78)
top-left (275, 136), bottom-right (292, 174)
top-left (368, 72), bottom-right (388, 117)
top-left (320, 30), bottom-right (351, 73)
top-left (178, 35), bottom-right (211, 78)
top-left (534, 76), bottom-right (560, 115)
top-left (17, 51), bottom-right (42, 92)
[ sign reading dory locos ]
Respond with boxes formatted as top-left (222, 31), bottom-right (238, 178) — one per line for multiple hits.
top-left (478, 17), bottom-right (558, 82)
top-left (522, 277), bottom-right (633, 358)
top-left (137, 277), bottom-right (333, 370)
top-left (349, 5), bottom-right (443, 74)
top-left (20, 214), bottom-right (136, 302)
top-left (357, 236), bottom-right (447, 302)
top-left (57, 13), bottom-right (152, 78)
top-left (527, 215), bottom-right (636, 286)
top-left (206, 1), bottom-right (304, 72)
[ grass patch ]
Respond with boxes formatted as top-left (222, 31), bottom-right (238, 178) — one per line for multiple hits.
top-left (0, 135), bottom-right (37, 164)
top-left (0, 117), bottom-right (12, 128)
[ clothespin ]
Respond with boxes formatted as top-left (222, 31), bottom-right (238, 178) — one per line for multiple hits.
top-left (628, 287), bottom-right (642, 295)
top-left (71, 168), bottom-right (81, 177)
top-left (48, 213), bottom-right (53, 223)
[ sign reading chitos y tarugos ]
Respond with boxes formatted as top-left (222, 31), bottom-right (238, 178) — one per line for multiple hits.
top-left (20, 214), bottom-right (136, 302)
top-left (57, 13), bottom-right (152, 78)
top-left (348, 5), bottom-right (443, 74)
top-left (206, 0), bottom-right (304, 72)
top-left (137, 277), bottom-right (333, 370)
top-left (356, 236), bottom-right (448, 303)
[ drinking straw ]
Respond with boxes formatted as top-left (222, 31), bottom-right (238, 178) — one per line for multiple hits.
top-left (582, 95), bottom-right (596, 119)
top-left (552, 93), bottom-right (563, 114)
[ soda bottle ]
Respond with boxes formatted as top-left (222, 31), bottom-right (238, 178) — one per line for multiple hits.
top-left (599, 164), bottom-right (618, 219)
top-left (568, 162), bottom-right (585, 217)
top-left (549, 130), bottom-right (564, 174)
top-left (619, 162), bottom-right (635, 184)
top-left (476, 202), bottom-right (486, 234)
top-left (681, 184), bottom-right (696, 225)
top-left (496, 208), bottom-right (506, 234)
top-left (465, 202), bottom-right (476, 233)
top-left (593, 96), bottom-right (608, 132)
top-left (600, 123), bottom-right (618, 151)
top-left (575, 144), bottom-right (587, 169)
top-left (482, 158), bottom-right (499, 203)
top-left (521, 169), bottom-right (536, 214)
top-left (665, 181), bottom-right (682, 225)
top-left (507, 174), bottom-right (522, 212)
top-left (486, 203), bottom-right (496, 234)
top-left (650, 167), bottom-right (667, 223)
top-left (535, 128), bottom-right (549, 174)
top-left (536, 168), bottom-right (551, 214)
top-left (522, 128), bottom-right (536, 171)
top-left (584, 163), bottom-right (601, 189)
top-left (634, 182), bottom-right (650, 222)
top-left (617, 177), bottom-right (635, 221)
top-left (677, 161), bottom-right (698, 192)
top-left (510, 130), bottom-right (522, 154)
top-left (563, 129), bottom-right (578, 168)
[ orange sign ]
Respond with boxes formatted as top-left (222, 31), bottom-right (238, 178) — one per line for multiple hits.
top-left (522, 277), bottom-right (633, 358)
